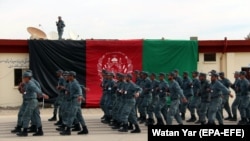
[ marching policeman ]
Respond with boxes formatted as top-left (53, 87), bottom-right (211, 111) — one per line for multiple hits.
top-left (166, 72), bottom-right (187, 125)
top-left (198, 73), bottom-right (211, 125)
top-left (230, 71), bottom-right (241, 121)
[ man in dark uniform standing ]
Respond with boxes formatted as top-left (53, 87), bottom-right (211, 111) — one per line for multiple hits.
top-left (56, 16), bottom-right (65, 40)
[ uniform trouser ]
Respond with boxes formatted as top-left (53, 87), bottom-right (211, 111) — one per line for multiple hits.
top-left (100, 92), bottom-right (107, 114)
top-left (180, 95), bottom-right (192, 114)
top-left (239, 95), bottom-right (250, 119)
top-left (104, 93), bottom-right (113, 117)
top-left (112, 95), bottom-right (123, 121)
top-left (189, 96), bottom-right (201, 116)
top-left (17, 100), bottom-right (28, 126)
top-left (58, 30), bottom-right (63, 40)
top-left (198, 102), bottom-right (209, 123)
top-left (54, 95), bottom-right (63, 117)
top-left (154, 96), bottom-right (168, 121)
top-left (120, 98), bottom-right (136, 124)
top-left (64, 99), bottom-right (81, 127)
top-left (148, 95), bottom-right (158, 119)
top-left (221, 95), bottom-right (232, 117)
top-left (167, 99), bottom-right (182, 125)
top-left (208, 97), bottom-right (223, 124)
top-left (139, 94), bottom-right (152, 117)
top-left (128, 104), bottom-right (138, 124)
top-left (231, 95), bottom-right (241, 118)
top-left (76, 103), bottom-right (86, 127)
top-left (22, 99), bottom-right (42, 128)
top-left (136, 97), bottom-right (143, 116)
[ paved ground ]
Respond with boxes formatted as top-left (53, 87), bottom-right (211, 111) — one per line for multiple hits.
top-left (0, 107), bottom-right (239, 141)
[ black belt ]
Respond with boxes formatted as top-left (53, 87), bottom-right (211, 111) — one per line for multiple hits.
top-left (24, 98), bottom-right (36, 101)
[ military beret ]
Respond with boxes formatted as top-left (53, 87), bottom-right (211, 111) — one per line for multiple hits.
top-left (23, 72), bottom-right (32, 78)
top-left (219, 72), bottom-right (225, 76)
top-left (56, 69), bottom-right (63, 73)
top-left (168, 72), bottom-right (175, 76)
top-left (119, 73), bottom-right (125, 77)
top-left (210, 72), bottom-right (219, 77)
top-left (174, 69), bottom-right (179, 73)
top-left (199, 72), bottom-right (207, 77)
top-left (142, 71), bottom-right (149, 76)
top-left (159, 72), bottom-right (165, 77)
top-left (234, 71), bottom-right (240, 75)
top-left (106, 72), bottom-right (113, 76)
top-left (134, 70), bottom-right (140, 74)
top-left (102, 69), bottom-right (107, 74)
top-left (68, 71), bottom-right (76, 76)
top-left (116, 72), bottom-right (121, 76)
top-left (150, 73), bottom-right (156, 77)
top-left (183, 71), bottom-right (189, 75)
top-left (240, 71), bottom-right (247, 76)
top-left (26, 70), bottom-right (32, 73)
top-left (209, 70), bottom-right (217, 74)
top-left (63, 71), bottom-right (69, 76)
top-left (192, 71), bottom-right (199, 75)
top-left (126, 73), bottom-right (133, 79)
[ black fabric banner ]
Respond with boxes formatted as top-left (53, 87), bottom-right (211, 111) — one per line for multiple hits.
top-left (28, 40), bottom-right (86, 103)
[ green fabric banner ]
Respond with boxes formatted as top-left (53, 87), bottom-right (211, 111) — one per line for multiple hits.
top-left (143, 40), bottom-right (198, 75)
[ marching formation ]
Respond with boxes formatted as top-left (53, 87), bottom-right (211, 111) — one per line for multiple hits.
top-left (11, 70), bottom-right (88, 137)
top-left (100, 69), bottom-right (250, 128)
top-left (9, 68), bottom-right (250, 137)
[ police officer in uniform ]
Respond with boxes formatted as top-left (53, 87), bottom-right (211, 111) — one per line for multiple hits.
top-left (146, 73), bottom-right (159, 126)
top-left (49, 70), bottom-right (65, 124)
top-left (187, 71), bottom-right (201, 122)
top-left (207, 73), bottom-right (229, 125)
top-left (238, 71), bottom-right (250, 125)
top-left (230, 71), bottom-right (241, 121)
top-left (17, 72), bottom-right (49, 136)
top-left (134, 70), bottom-right (141, 120)
top-left (166, 72), bottom-right (187, 125)
top-left (138, 71), bottom-right (152, 124)
top-left (197, 73), bottom-right (211, 125)
top-left (154, 73), bottom-right (169, 125)
top-left (180, 71), bottom-right (193, 120)
top-left (118, 74), bottom-right (141, 133)
top-left (173, 69), bottom-right (183, 86)
top-left (100, 70), bottom-right (108, 120)
top-left (60, 71), bottom-right (88, 135)
top-left (219, 72), bottom-right (233, 120)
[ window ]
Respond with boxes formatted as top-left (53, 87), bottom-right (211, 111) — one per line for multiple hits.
top-left (14, 68), bottom-right (28, 86)
top-left (204, 53), bottom-right (216, 62)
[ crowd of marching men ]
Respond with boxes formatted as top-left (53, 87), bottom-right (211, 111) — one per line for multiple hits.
top-left (10, 68), bottom-right (250, 137)
top-left (99, 69), bottom-right (250, 131)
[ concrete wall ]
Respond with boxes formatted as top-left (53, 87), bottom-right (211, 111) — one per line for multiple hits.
top-left (1, 52), bottom-right (250, 107)
top-left (0, 53), bottom-right (29, 107)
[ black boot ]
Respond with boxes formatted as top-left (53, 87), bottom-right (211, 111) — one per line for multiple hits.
top-left (56, 124), bottom-right (65, 131)
top-left (102, 116), bottom-right (111, 124)
top-left (195, 120), bottom-right (201, 124)
top-left (181, 113), bottom-right (185, 120)
top-left (48, 115), bottom-right (57, 121)
top-left (60, 127), bottom-right (71, 135)
top-left (16, 128), bottom-right (28, 137)
top-left (186, 114), bottom-right (197, 122)
top-left (131, 124), bottom-right (141, 133)
top-left (128, 122), bottom-right (134, 130)
top-left (139, 116), bottom-right (146, 124)
top-left (146, 118), bottom-right (154, 126)
top-left (156, 118), bottom-right (164, 125)
top-left (11, 125), bottom-right (22, 133)
top-left (109, 120), bottom-right (117, 126)
top-left (229, 116), bottom-right (237, 121)
top-left (72, 123), bottom-right (81, 131)
top-left (54, 117), bottom-right (62, 126)
top-left (28, 125), bottom-right (37, 133)
top-left (78, 126), bottom-right (89, 135)
top-left (33, 126), bottom-right (44, 136)
top-left (118, 124), bottom-right (128, 132)
top-left (112, 122), bottom-right (121, 129)
top-left (238, 118), bottom-right (248, 125)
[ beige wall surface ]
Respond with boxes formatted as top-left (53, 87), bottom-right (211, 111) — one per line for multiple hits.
top-left (1, 52), bottom-right (250, 107)
top-left (0, 53), bottom-right (29, 107)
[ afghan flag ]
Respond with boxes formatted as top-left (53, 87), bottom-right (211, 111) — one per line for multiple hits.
top-left (28, 39), bottom-right (197, 107)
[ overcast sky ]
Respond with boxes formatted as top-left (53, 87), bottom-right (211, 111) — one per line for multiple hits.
top-left (0, 0), bottom-right (250, 40)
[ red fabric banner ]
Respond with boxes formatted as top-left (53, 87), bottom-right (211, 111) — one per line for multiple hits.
top-left (86, 40), bottom-right (143, 107)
